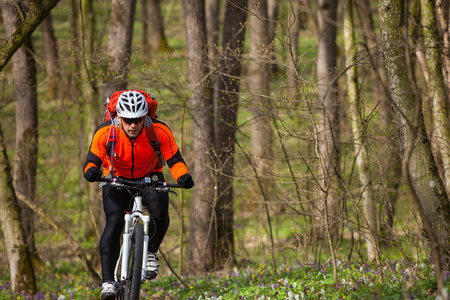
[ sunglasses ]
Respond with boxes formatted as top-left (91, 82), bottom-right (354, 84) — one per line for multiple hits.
top-left (122, 117), bottom-right (144, 125)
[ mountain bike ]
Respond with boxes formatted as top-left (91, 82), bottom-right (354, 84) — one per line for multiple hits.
top-left (97, 176), bottom-right (182, 300)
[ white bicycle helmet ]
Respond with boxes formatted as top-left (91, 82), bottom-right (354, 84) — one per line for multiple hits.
top-left (116, 91), bottom-right (148, 118)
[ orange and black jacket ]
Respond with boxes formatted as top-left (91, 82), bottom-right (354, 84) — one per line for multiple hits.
top-left (84, 118), bottom-right (188, 181)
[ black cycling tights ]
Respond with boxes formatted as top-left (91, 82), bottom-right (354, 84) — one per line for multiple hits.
top-left (99, 172), bottom-right (170, 283)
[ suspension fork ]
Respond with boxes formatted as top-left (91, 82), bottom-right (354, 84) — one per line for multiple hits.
top-left (132, 195), bottom-right (151, 281)
top-left (118, 213), bottom-right (132, 281)
top-left (141, 213), bottom-right (150, 281)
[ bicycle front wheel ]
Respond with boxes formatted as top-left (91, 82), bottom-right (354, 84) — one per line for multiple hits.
top-left (124, 222), bottom-right (144, 300)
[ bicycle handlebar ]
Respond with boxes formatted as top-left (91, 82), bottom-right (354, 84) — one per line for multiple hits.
top-left (96, 177), bottom-right (184, 189)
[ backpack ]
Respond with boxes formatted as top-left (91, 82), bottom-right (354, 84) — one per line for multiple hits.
top-left (103, 90), bottom-right (158, 121)
top-left (102, 90), bottom-right (165, 174)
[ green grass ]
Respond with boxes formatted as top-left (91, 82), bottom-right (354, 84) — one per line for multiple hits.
top-left (0, 256), bottom-right (448, 299)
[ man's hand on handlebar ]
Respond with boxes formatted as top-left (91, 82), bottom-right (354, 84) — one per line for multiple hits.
top-left (84, 166), bottom-right (103, 182)
top-left (177, 173), bottom-right (194, 189)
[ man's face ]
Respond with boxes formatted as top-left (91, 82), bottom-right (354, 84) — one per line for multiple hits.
top-left (119, 116), bottom-right (145, 138)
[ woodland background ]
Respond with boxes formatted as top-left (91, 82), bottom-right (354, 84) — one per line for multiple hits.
top-left (0, 0), bottom-right (450, 298)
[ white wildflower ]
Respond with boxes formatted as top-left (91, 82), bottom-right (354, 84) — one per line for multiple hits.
top-left (437, 287), bottom-right (449, 300)
top-left (287, 291), bottom-right (294, 300)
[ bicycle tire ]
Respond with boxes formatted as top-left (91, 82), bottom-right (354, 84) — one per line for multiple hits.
top-left (124, 222), bottom-right (144, 300)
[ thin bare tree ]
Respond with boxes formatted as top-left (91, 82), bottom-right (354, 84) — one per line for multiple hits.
top-left (213, 0), bottom-right (248, 269)
top-left (343, 0), bottom-right (377, 261)
top-left (0, 123), bottom-right (36, 294)
top-left (184, 0), bottom-right (216, 272)
top-left (103, 0), bottom-right (137, 98)
top-left (206, 0), bottom-right (220, 59)
top-left (315, 0), bottom-right (340, 241)
top-left (148, 0), bottom-right (170, 53)
top-left (248, 0), bottom-right (272, 178)
top-left (1, 0), bottom-right (39, 261)
top-left (40, 14), bottom-right (60, 99)
top-left (356, 0), bottom-right (401, 241)
top-left (286, 0), bottom-right (302, 101)
top-left (77, 0), bottom-right (103, 240)
top-left (435, 0), bottom-right (450, 92)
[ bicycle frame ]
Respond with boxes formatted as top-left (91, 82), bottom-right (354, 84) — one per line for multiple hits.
top-left (96, 176), bottom-right (183, 299)
top-left (114, 194), bottom-right (150, 283)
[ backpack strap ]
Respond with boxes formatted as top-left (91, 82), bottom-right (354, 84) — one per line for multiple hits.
top-left (106, 118), bottom-right (121, 155)
top-left (144, 116), bottom-right (166, 169)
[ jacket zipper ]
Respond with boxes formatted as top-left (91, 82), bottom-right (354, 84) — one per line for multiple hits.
top-left (131, 139), bottom-right (135, 179)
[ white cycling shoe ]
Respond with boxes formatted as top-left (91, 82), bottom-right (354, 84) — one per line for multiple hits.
top-left (100, 282), bottom-right (117, 300)
top-left (146, 252), bottom-right (160, 280)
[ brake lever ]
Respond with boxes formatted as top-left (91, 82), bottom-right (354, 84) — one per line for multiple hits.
top-left (111, 181), bottom-right (125, 188)
top-left (155, 186), bottom-right (178, 196)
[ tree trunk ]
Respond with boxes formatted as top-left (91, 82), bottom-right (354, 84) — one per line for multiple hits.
top-left (148, 0), bottom-right (170, 53)
top-left (356, 0), bottom-right (401, 242)
top-left (248, 0), bottom-right (272, 178)
top-left (1, 0), bottom-right (39, 260)
top-left (343, 0), bottom-right (377, 261)
top-left (379, 0), bottom-right (450, 270)
top-left (213, 0), bottom-right (248, 270)
top-left (267, 0), bottom-right (278, 74)
top-left (420, 0), bottom-right (450, 196)
top-left (248, 0), bottom-right (278, 267)
top-left (286, 0), bottom-right (301, 101)
top-left (0, 123), bottom-right (36, 294)
top-left (315, 0), bottom-right (340, 240)
top-left (141, 0), bottom-right (149, 58)
top-left (184, 0), bottom-right (216, 273)
top-left (0, 0), bottom-right (61, 72)
top-left (103, 0), bottom-right (137, 98)
top-left (40, 13), bottom-right (60, 99)
top-left (435, 0), bottom-right (450, 93)
top-left (80, 0), bottom-right (103, 240)
top-left (205, 0), bottom-right (220, 59)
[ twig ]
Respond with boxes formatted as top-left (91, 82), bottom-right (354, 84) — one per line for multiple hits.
top-left (159, 249), bottom-right (189, 289)
top-left (15, 191), bottom-right (101, 283)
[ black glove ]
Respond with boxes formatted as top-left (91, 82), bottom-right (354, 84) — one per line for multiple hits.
top-left (177, 173), bottom-right (194, 189)
top-left (84, 166), bottom-right (102, 182)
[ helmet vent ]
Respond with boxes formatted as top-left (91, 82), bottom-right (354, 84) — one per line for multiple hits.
top-left (116, 91), bottom-right (148, 118)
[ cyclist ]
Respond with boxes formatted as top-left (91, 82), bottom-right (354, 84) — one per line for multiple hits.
top-left (83, 90), bottom-right (194, 300)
